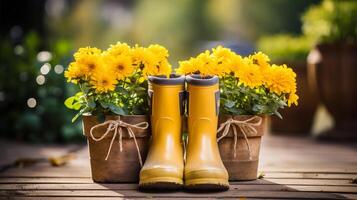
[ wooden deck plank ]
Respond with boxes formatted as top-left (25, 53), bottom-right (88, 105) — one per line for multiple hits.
top-left (0, 183), bottom-right (356, 193)
top-left (0, 198), bottom-right (312, 200)
top-left (2, 166), bottom-right (356, 180)
top-left (0, 190), bottom-right (349, 199)
top-left (1, 197), bottom-right (356, 200)
top-left (263, 172), bottom-right (357, 179)
top-left (0, 140), bottom-right (83, 166)
top-left (0, 135), bottom-right (356, 199)
top-left (0, 177), bottom-right (355, 186)
top-left (260, 135), bottom-right (357, 173)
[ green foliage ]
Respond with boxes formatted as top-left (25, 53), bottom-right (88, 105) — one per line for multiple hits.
top-left (133, 0), bottom-right (219, 62)
top-left (257, 34), bottom-right (314, 62)
top-left (65, 77), bottom-right (149, 123)
top-left (0, 31), bottom-right (78, 143)
top-left (302, 0), bottom-right (357, 44)
top-left (235, 0), bottom-right (320, 40)
top-left (220, 76), bottom-right (286, 118)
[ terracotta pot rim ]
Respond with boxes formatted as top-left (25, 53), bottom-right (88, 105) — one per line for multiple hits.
top-left (219, 135), bottom-right (262, 139)
top-left (219, 114), bottom-right (268, 118)
top-left (83, 113), bottom-right (149, 117)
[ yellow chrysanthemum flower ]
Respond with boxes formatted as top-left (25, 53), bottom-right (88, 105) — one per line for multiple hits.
top-left (208, 59), bottom-right (228, 77)
top-left (90, 67), bottom-right (118, 93)
top-left (64, 62), bottom-right (83, 83)
top-left (265, 64), bottom-right (297, 95)
top-left (212, 46), bottom-right (235, 62)
top-left (250, 51), bottom-right (270, 69)
top-left (105, 42), bottom-right (131, 57)
top-left (210, 64), bottom-right (226, 77)
top-left (147, 44), bottom-right (169, 60)
top-left (147, 45), bottom-right (172, 76)
top-left (157, 60), bottom-right (172, 76)
top-left (235, 61), bottom-right (264, 88)
top-left (229, 55), bottom-right (245, 75)
top-left (211, 46), bottom-right (235, 76)
top-left (176, 47), bottom-right (233, 77)
top-left (132, 45), bottom-right (172, 77)
top-left (287, 92), bottom-right (299, 107)
top-left (106, 54), bottom-right (134, 80)
top-left (176, 58), bottom-right (197, 75)
top-left (71, 47), bottom-right (103, 79)
top-left (143, 64), bottom-right (159, 76)
top-left (196, 51), bottom-right (214, 76)
top-left (77, 55), bottom-right (102, 78)
top-left (74, 47), bottom-right (101, 61)
top-left (131, 46), bottom-right (156, 71)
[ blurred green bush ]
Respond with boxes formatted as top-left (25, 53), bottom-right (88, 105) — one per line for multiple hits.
top-left (257, 0), bottom-right (357, 62)
top-left (302, 0), bottom-right (357, 44)
top-left (257, 34), bottom-right (314, 62)
top-left (0, 32), bottom-right (83, 143)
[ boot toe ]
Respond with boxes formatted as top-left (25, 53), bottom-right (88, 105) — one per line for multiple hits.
top-left (185, 168), bottom-right (229, 190)
top-left (139, 166), bottom-right (184, 187)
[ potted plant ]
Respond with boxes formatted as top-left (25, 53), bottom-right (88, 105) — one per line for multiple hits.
top-left (177, 46), bottom-right (298, 180)
top-left (258, 34), bottom-right (318, 134)
top-left (64, 42), bottom-right (172, 182)
top-left (303, 0), bottom-right (357, 140)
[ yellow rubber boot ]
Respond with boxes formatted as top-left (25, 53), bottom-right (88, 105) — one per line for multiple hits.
top-left (185, 75), bottom-right (229, 190)
top-left (139, 74), bottom-right (185, 190)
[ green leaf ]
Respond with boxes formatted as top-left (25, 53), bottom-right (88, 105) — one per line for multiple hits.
top-left (274, 110), bottom-right (283, 119)
top-left (75, 92), bottom-right (84, 98)
top-left (108, 104), bottom-right (125, 115)
top-left (116, 86), bottom-right (129, 95)
top-left (87, 100), bottom-right (96, 109)
top-left (79, 83), bottom-right (90, 94)
top-left (64, 96), bottom-right (75, 109)
top-left (100, 101), bottom-right (110, 109)
top-left (226, 107), bottom-right (242, 115)
top-left (72, 102), bottom-right (82, 110)
top-left (132, 105), bottom-right (145, 115)
top-left (65, 92), bottom-right (85, 110)
top-left (224, 100), bottom-right (235, 108)
top-left (252, 104), bottom-right (262, 112)
top-left (135, 86), bottom-right (146, 92)
top-left (71, 107), bottom-right (89, 123)
top-left (278, 99), bottom-right (287, 108)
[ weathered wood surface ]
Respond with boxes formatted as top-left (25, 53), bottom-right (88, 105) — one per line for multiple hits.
top-left (0, 134), bottom-right (356, 199)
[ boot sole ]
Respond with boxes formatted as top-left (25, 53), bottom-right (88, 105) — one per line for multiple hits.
top-left (139, 177), bottom-right (183, 190)
top-left (185, 178), bottom-right (229, 191)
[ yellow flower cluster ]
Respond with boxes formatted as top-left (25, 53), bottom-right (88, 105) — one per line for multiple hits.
top-left (176, 46), bottom-right (298, 106)
top-left (65, 42), bottom-right (172, 93)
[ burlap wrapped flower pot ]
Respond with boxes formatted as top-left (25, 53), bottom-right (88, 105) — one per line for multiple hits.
top-left (217, 115), bottom-right (267, 181)
top-left (82, 114), bottom-right (150, 183)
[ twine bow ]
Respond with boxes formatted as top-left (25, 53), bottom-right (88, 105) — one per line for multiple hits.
top-left (89, 119), bottom-right (149, 166)
top-left (217, 116), bottom-right (262, 160)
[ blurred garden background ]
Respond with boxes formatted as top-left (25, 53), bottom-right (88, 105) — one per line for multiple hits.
top-left (1, 0), bottom-right (356, 143)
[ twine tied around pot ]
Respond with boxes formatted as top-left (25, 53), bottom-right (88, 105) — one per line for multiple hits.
top-left (217, 116), bottom-right (262, 159)
top-left (89, 119), bottom-right (149, 166)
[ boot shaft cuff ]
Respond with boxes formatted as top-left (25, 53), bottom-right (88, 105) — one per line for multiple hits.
top-left (186, 74), bottom-right (219, 86)
top-left (148, 74), bottom-right (185, 85)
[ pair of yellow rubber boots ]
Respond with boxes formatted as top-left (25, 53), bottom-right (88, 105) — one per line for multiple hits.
top-left (139, 74), bottom-right (229, 190)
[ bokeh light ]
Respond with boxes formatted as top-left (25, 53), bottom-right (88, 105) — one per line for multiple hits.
top-left (27, 98), bottom-right (37, 108)
top-left (36, 75), bottom-right (45, 85)
top-left (37, 51), bottom-right (52, 62)
top-left (54, 64), bottom-right (64, 74)
top-left (40, 63), bottom-right (51, 75)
